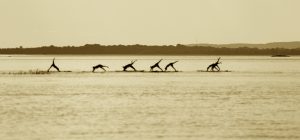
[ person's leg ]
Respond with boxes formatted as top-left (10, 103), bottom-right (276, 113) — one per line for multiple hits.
top-left (53, 65), bottom-right (60, 72)
top-left (164, 65), bottom-right (168, 71)
top-left (158, 66), bottom-right (163, 71)
top-left (207, 65), bottom-right (211, 71)
top-left (212, 66), bottom-right (215, 71)
top-left (130, 66), bottom-right (137, 71)
top-left (47, 65), bottom-right (53, 72)
top-left (150, 66), bottom-right (154, 71)
top-left (171, 65), bottom-right (177, 72)
top-left (216, 65), bottom-right (220, 71)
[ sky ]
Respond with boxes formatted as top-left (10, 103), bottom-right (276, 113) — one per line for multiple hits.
top-left (0, 0), bottom-right (300, 48)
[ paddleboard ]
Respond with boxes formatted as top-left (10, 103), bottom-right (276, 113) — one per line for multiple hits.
top-left (197, 70), bottom-right (232, 72)
top-left (115, 70), bottom-right (145, 72)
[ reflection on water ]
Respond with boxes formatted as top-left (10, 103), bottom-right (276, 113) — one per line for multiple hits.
top-left (0, 55), bottom-right (300, 140)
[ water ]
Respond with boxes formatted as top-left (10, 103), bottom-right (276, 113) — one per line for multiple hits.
top-left (0, 55), bottom-right (300, 140)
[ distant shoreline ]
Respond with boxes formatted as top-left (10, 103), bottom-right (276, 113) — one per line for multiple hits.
top-left (0, 54), bottom-right (300, 58)
top-left (1, 44), bottom-right (300, 55)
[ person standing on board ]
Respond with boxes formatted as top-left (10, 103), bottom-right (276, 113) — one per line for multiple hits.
top-left (165, 61), bottom-right (178, 72)
top-left (150, 59), bottom-right (163, 71)
top-left (47, 58), bottom-right (60, 72)
top-left (123, 60), bottom-right (137, 71)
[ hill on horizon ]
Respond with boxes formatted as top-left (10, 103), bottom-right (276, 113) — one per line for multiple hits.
top-left (187, 41), bottom-right (300, 49)
top-left (1, 43), bottom-right (300, 55)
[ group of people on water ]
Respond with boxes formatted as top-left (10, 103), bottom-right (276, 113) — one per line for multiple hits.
top-left (120, 59), bottom-right (179, 72)
top-left (149, 59), bottom-right (179, 72)
top-left (47, 57), bottom-right (222, 72)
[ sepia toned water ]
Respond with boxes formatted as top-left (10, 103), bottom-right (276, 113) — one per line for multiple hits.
top-left (0, 55), bottom-right (300, 140)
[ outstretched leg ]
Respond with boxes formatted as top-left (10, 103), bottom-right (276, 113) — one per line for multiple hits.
top-left (215, 65), bottom-right (220, 71)
top-left (101, 67), bottom-right (107, 71)
top-left (47, 65), bottom-right (53, 72)
top-left (207, 65), bottom-right (212, 71)
top-left (211, 65), bottom-right (216, 71)
top-left (171, 65), bottom-right (177, 72)
top-left (47, 64), bottom-right (60, 72)
top-left (52, 64), bottom-right (60, 72)
top-left (150, 66), bottom-right (154, 71)
top-left (47, 58), bottom-right (60, 72)
top-left (157, 66), bottom-right (163, 71)
top-left (130, 66), bottom-right (137, 71)
top-left (165, 65), bottom-right (169, 71)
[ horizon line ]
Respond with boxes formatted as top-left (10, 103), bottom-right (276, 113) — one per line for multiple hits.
top-left (5, 41), bottom-right (299, 49)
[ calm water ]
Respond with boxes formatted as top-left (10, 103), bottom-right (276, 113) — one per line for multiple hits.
top-left (0, 55), bottom-right (300, 140)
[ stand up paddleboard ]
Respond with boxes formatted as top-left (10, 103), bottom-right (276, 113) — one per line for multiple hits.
top-left (115, 70), bottom-right (145, 73)
top-left (197, 70), bottom-right (232, 72)
top-left (114, 70), bottom-right (182, 73)
top-left (48, 71), bottom-right (72, 73)
top-left (149, 71), bottom-right (182, 73)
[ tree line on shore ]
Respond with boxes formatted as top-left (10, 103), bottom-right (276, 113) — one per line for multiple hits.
top-left (0, 44), bottom-right (299, 55)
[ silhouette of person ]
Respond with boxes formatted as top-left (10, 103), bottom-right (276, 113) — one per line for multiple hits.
top-left (165, 61), bottom-right (178, 72)
top-left (47, 58), bottom-right (60, 72)
top-left (92, 64), bottom-right (109, 72)
top-left (207, 57), bottom-right (221, 71)
top-left (123, 60), bottom-right (137, 71)
top-left (150, 59), bottom-right (163, 71)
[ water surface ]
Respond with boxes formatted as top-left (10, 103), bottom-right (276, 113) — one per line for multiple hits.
top-left (0, 55), bottom-right (299, 140)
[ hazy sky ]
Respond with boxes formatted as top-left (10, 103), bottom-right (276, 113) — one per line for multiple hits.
top-left (0, 0), bottom-right (300, 48)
